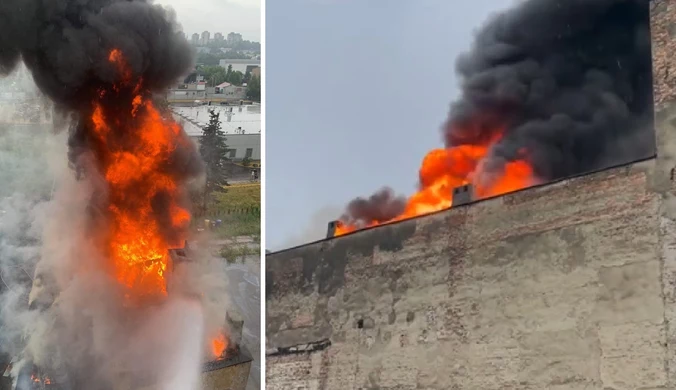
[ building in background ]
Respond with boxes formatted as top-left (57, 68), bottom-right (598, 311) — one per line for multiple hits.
top-left (172, 104), bottom-right (261, 162)
top-left (191, 33), bottom-right (199, 46)
top-left (215, 82), bottom-right (247, 99)
top-left (227, 32), bottom-right (243, 45)
top-left (250, 67), bottom-right (261, 78)
top-left (214, 32), bottom-right (224, 42)
top-left (166, 82), bottom-right (210, 101)
top-left (218, 59), bottom-right (261, 74)
top-left (201, 31), bottom-right (211, 46)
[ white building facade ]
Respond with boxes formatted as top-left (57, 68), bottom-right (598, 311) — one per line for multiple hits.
top-left (172, 104), bottom-right (261, 161)
top-left (218, 59), bottom-right (261, 74)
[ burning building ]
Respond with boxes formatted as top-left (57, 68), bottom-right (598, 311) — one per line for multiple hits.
top-left (265, 0), bottom-right (676, 388)
top-left (0, 0), bottom-right (251, 389)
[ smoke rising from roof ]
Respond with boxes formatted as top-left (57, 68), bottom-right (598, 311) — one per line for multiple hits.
top-left (446, 0), bottom-right (653, 179)
top-left (340, 0), bottom-right (654, 227)
top-left (340, 188), bottom-right (406, 229)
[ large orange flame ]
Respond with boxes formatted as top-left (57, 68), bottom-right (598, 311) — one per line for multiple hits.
top-left (95, 49), bottom-right (228, 358)
top-left (335, 131), bottom-right (535, 236)
top-left (91, 49), bottom-right (189, 301)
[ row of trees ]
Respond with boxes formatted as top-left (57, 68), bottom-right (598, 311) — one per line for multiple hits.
top-left (197, 65), bottom-right (261, 102)
top-left (197, 50), bottom-right (256, 66)
top-left (200, 65), bottom-right (245, 87)
top-left (193, 39), bottom-right (261, 52)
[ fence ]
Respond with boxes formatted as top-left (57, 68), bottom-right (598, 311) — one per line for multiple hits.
top-left (193, 207), bottom-right (260, 219)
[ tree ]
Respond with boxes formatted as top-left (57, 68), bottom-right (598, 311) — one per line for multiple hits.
top-left (220, 50), bottom-right (249, 60)
top-left (227, 71), bottom-right (244, 86)
top-left (198, 65), bottom-right (227, 87)
top-left (198, 110), bottom-right (230, 212)
top-left (196, 52), bottom-right (220, 66)
top-left (226, 64), bottom-right (233, 81)
top-left (247, 75), bottom-right (261, 101)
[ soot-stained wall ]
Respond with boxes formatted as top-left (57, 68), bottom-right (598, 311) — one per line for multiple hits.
top-left (265, 2), bottom-right (676, 388)
top-left (267, 161), bottom-right (664, 389)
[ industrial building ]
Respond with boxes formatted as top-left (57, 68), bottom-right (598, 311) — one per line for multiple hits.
top-left (218, 59), bottom-right (261, 75)
top-left (172, 105), bottom-right (261, 162)
top-left (265, 2), bottom-right (676, 388)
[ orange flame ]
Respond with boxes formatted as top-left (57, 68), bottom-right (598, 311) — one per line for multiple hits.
top-left (97, 49), bottom-right (229, 359)
top-left (109, 48), bottom-right (132, 84)
top-left (211, 333), bottom-right (228, 359)
top-left (335, 131), bottom-right (534, 236)
top-left (89, 50), bottom-right (191, 301)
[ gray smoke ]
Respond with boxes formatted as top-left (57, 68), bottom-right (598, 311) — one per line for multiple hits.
top-left (340, 0), bottom-right (653, 227)
top-left (0, 0), bottom-right (232, 387)
top-left (0, 88), bottom-right (229, 388)
top-left (340, 188), bottom-right (406, 229)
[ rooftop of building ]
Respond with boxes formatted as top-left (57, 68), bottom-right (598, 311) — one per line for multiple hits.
top-left (267, 153), bottom-right (657, 256)
top-left (218, 59), bottom-right (261, 64)
top-left (172, 104), bottom-right (261, 136)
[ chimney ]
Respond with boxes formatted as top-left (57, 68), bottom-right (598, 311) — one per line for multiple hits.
top-left (226, 310), bottom-right (244, 354)
top-left (326, 220), bottom-right (341, 238)
top-left (452, 184), bottom-right (472, 206)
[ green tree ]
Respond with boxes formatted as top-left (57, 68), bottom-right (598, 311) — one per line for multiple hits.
top-left (227, 71), bottom-right (244, 86)
top-left (196, 52), bottom-right (220, 66)
top-left (198, 110), bottom-right (230, 212)
top-left (247, 75), bottom-right (261, 101)
top-left (199, 65), bottom-right (228, 87)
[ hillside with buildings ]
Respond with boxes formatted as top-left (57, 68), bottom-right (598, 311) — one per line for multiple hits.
top-left (167, 31), bottom-right (261, 105)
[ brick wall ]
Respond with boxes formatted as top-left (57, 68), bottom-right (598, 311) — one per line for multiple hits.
top-left (267, 162), bottom-right (668, 389)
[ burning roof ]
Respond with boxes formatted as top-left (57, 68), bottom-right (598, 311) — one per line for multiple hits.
top-left (335, 0), bottom-right (654, 236)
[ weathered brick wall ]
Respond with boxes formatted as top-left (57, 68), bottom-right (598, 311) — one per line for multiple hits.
top-left (266, 163), bottom-right (667, 389)
top-left (266, 1), bottom-right (676, 389)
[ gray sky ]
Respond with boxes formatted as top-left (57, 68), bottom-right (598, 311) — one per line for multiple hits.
top-left (155, 0), bottom-right (261, 41)
top-left (266, 0), bottom-right (517, 250)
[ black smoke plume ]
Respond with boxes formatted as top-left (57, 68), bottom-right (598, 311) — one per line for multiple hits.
top-left (340, 188), bottom-right (406, 229)
top-left (0, 0), bottom-right (192, 105)
top-left (447, 0), bottom-right (653, 179)
top-left (0, 0), bottom-right (202, 239)
top-left (340, 0), bottom-right (654, 227)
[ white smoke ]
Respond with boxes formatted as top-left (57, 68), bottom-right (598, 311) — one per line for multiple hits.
top-left (0, 65), bottom-right (232, 389)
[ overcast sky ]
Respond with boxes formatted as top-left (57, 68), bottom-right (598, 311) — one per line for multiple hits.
top-left (155, 0), bottom-right (261, 41)
top-left (266, 0), bottom-right (517, 251)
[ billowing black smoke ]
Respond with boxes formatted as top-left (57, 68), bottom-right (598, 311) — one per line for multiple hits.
top-left (340, 0), bottom-right (654, 227)
top-left (340, 188), bottom-right (406, 229)
top-left (0, 0), bottom-right (202, 232)
top-left (446, 0), bottom-right (653, 179)
top-left (0, 0), bottom-right (192, 106)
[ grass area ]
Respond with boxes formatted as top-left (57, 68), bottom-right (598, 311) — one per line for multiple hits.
top-left (219, 244), bottom-right (261, 263)
top-left (200, 183), bottom-right (260, 238)
top-left (213, 183), bottom-right (260, 209)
